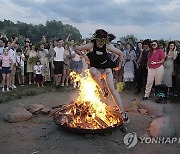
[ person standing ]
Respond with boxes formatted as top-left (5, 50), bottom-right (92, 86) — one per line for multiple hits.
top-left (38, 43), bottom-right (51, 82)
top-left (51, 38), bottom-right (65, 89)
top-left (34, 60), bottom-right (44, 87)
top-left (15, 48), bottom-right (26, 85)
top-left (162, 41), bottom-right (177, 93)
top-left (0, 48), bottom-right (13, 92)
top-left (135, 39), bottom-right (150, 94)
top-left (61, 43), bottom-right (71, 86)
top-left (123, 42), bottom-right (136, 90)
top-left (143, 40), bottom-right (165, 100)
top-left (26, 44), bottom-right (37, 85)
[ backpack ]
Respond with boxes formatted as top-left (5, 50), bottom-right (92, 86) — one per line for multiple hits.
top-left (154, 84), bottom-right (168, 103)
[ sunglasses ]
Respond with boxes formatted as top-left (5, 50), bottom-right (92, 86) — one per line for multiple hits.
top-left (96, 38), bottom-right (107, 44)
top-left (152, 44), bottom-right (157, 46)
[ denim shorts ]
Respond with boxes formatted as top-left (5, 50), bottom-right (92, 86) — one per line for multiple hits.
top-left (70, 60), bottom-right (83, 70)
top-left (2, 67), bottom-right (11, 74)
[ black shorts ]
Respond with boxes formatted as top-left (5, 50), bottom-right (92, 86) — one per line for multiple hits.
top-left (35, 74), bottom-right (43, 83)
top-left (90, 59), bottom-right (116, 69)
top-left (53, 61), bottom-right (64, 75)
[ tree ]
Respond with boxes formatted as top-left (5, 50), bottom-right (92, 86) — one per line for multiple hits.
top-left (119, 34), bottom-right (138, 45)
top-left (0, 19), bottom-right (82, 43)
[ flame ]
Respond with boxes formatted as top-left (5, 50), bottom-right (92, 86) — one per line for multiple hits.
top-left (68, 70), bottom-right (123, 128)
top-left (53, 70), bottom-right (124, 130)
top-left (71, 70), bottom-right (107, 121)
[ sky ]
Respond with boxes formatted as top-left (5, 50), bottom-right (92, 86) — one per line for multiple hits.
top-left (1, 0), bottom-right (180, 40)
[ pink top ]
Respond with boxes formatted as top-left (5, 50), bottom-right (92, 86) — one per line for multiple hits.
top-left (148, 49), bottom-right (165, 69)
top-left (0, 55), bottom-right (13, 67)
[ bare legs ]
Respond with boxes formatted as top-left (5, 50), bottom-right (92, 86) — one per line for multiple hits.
top-left (55, 74), bottom-right (62, 86)
top-left (2, 73), bottom-right (10, 90)
top-left (89, 67), bottom-right (124, 113)
top-left (104, 68), bottom-right (124, 113)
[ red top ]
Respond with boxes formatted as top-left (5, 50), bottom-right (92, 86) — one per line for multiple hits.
top-left (148, 49), bottom-right (165, 69)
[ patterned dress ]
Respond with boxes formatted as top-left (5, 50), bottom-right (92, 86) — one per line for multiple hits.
top-left (123, 50), bottom-right (136, 82)
top-left (27, 51), bottom-right (37, 73)
top-left (38, 49), bottom-right (51, 81)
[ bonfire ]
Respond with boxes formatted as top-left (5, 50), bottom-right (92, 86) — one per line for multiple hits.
top-left (53, 70), bottom-right (124, 132)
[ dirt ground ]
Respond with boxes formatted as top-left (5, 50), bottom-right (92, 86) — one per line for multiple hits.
top-left (0, 88), bottom-right (180, 154)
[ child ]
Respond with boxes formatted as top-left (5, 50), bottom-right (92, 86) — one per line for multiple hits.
top-left (34, 60), bottom-right (44, 87)
top-left (15, 48), bottom-right (26, 86)
top-left (0, 48), bottom-right (13, 92)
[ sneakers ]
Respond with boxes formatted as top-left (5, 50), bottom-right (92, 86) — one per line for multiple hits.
top-left (2, 88), bottom-right (10, 92)
top-left (61, 83), bottom-right (64, 87)
top-left (2, 88), bottom-right (5, 92)
top-left (29, 82), bottom-right (32, 85)
top-left (12, 85), bottom-right (17, 89)
top-left (66, 82), bottom-right (69, 86)
top-left (122, 112), bottom-right (130, 123)
top-left (102, 88), bottom-right (108, 98)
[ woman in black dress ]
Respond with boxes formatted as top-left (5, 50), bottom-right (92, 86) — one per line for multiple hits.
top-left (75, 29), bottom-right (129, 123)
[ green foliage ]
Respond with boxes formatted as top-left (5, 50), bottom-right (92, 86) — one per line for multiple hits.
top-left (119, 34), bottom-right (138, 45)
top-left (0, 19), bottom-right (82, 43)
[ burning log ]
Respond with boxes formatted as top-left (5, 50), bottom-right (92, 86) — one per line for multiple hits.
top-left (94, 116), bottom-right (108, 128)
top-left (53, 71), bottom-right (124, 133)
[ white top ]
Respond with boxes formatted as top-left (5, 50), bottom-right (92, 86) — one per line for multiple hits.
top-left (71, 51), bottom-right (81, 61)
top-left (16, 54), bottom-right (25, 66)
top-left (8, 49), bottom-right (16, 63)
top-left (54, 47), bottom-right (64, 61)
top-left (34, 65), bottom-right (44, 75)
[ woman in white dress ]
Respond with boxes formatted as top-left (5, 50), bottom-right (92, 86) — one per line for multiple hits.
top-left (123, 42), bottom-right (136, 90)
top-left (162, 41), bottom-right (177, 93)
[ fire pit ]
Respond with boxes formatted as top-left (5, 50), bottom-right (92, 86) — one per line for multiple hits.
top-left (53, 102), bottom-right (124, 133)
top-left (53, 71), bottom-right (124, 133)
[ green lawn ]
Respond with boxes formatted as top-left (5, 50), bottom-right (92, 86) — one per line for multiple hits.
top-left (0, 83), bottom-right (74, 104)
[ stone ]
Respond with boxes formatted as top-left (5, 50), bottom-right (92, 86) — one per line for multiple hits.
top-left (138, 101), bottom-right (164, 117)
top-left (4, 107), bottom-right (32, 123)
top-left (25, 104), bottom-right (45, 114)
top-left (41, 108), bottom-right (50, 115)
top-left (149, 117), bottom-right (176, 137)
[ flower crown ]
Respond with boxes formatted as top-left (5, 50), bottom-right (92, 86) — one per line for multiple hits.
top-left (91, 33), bottom-right (110, 44)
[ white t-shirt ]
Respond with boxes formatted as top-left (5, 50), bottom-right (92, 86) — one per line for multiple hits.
top-left (34, 65), bottom-right (44, 75)
top-left (8, 49), bottom-right (16, 63)
top-left (54, 47), bottom-right (64, 61)
top-left (16, 54), bottom-right (25, 66)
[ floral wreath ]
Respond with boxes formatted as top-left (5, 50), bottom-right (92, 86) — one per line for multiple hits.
top-left (91, 33), bottom-right (110, 45)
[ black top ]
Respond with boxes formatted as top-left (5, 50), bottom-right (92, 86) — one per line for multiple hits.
top-left (175, 53), bottom-right (180, 65)
top-left (139, 49), bottom-right (149, 68)
top-left (87, 42), bottom-right (116, 69)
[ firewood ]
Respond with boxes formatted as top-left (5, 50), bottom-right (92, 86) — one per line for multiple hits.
top-left (94, 116), bottom-right (108, 128)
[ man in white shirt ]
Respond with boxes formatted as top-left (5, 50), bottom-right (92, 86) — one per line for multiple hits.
top-left (51, 38), bottom-right (65, 89)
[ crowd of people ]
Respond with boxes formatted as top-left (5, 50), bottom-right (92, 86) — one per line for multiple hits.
top-left (0, 31), bottom-right (179, 100)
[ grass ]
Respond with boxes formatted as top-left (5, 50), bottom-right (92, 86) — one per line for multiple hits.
top-left (0, 83), bottom-right (75, 104)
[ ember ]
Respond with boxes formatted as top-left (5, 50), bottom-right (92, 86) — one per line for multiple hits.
top-left (53, 70), bottom-right (124, 132)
